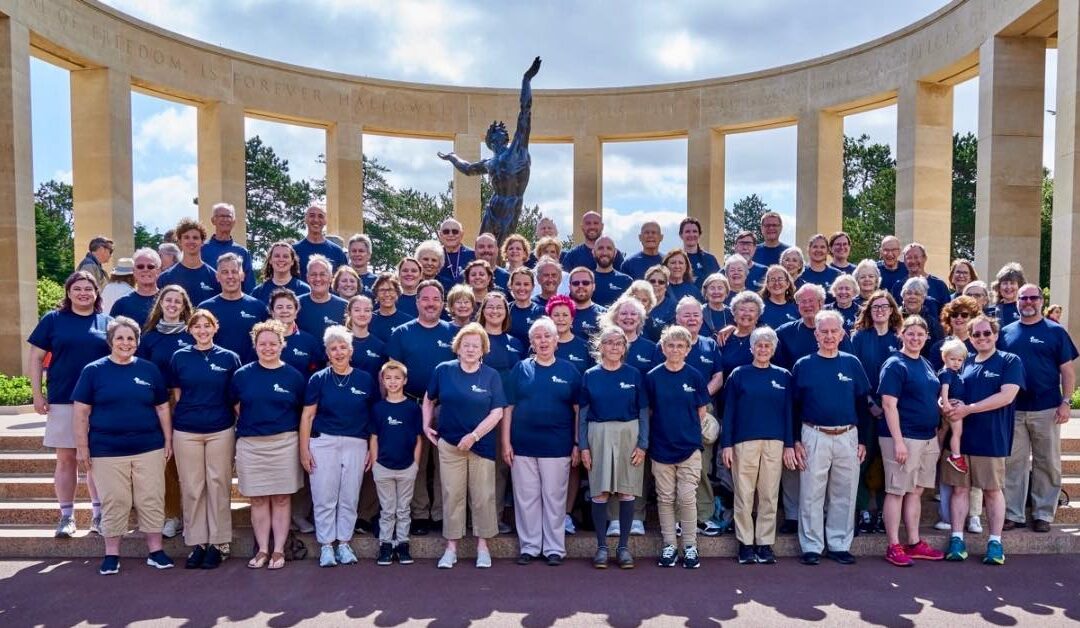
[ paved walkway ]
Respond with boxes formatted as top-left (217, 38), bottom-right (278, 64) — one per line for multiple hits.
top-left (1, 555), bottom-right (1079, 626)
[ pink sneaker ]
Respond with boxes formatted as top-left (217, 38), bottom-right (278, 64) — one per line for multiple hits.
top-left (905, 539), bottom-right (945, 561)
top-left (885, 543), bottom-right (912, 567)
top-left (947, 455), bottom-right (969, 474)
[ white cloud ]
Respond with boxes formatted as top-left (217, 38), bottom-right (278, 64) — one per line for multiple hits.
top-left (652, 30), bottom-right (715, 73)
top-left (603, 154), bottom-right (687, 201)
top-left (245, 119), bottom-right (326, 183)
top-left (603, 208), bottom-right (687, 254)
top-left (52, 169), bottom-right (73, 185)
top-left (382, 2), bottom-right (480, 83)
top-left (133, 106), bottom-right (197, 157)
top-left (133, 164), bottom-right (198, 233)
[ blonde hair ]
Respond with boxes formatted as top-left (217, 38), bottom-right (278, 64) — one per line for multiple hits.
top-left (451, 322), bottom-right (490, 354)
top-left (940, 338), bottom-right (968, 361)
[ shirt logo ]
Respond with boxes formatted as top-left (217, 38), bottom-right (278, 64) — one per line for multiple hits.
top-left (349, 387), bottom-right (367, 396)
top-left (323, 316), bottom-right (337, 325)
top-left (786, 313), bottom-right (798, 321)
top-left (569, 354), bottom-right (583, 362)
top-left (699, 356), bottom-right (713, 364)
top-left (292, 348), bottom-right (308, 357)
top-left (837, 372), bottom-right (853, 383)
top-left (508, 345), bottom-right (520, 353)
top-left (273, 383), bottom-right (291, 394)
top-left (470, 384), bottom-right (488, 394)
top-left (200, 282), bottom-right (212, 291)
top-left (177, 338), bottom-right (187, 347)
top-left (209, 363), bottom-right (227, 372)
top-left (609, 283), bottom-right (621, 290)
top-left (635, 354), bottom-right (651, 363)
top-left (1029, 336), bottom-right (1045, 345)
top-left (240, 311), bottom-right (256, 319)
top-left (437, 340), bottom-right (451, 349)
top-left (133, 377), bottom-right (151, 387)
top-left (363, 350), bottom-right (378, 358)
top-left (771, 380), bottom-right (786, 390)
top-left (983, 371), bottom-right (1000, 379)
top-left (682, 383), bottom-right (696, 393)
top-left (386, 416), bottom-right (403, 426)
top-left (619, 381), bottom-right (636, 389)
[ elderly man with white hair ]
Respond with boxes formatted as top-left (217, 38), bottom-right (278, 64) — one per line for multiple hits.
top-left (436, 218), bottom-right (475, 290)
top-left (890, 242), bottom-right (950, 305)
top-left (109, 247), bottom-right (162, 327)
top-left (201, 202), bottom-right (255, 293)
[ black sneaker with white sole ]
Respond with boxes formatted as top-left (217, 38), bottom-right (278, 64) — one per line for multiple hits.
top-left (146, 550), bottom-right (174, 569)
top-left (396, 542), bottom-right (414, 565)
top-left (99, 555), bottom-right (120, 575)
top-left (737, 542), bottom-right (757, 564)
top-left (658, 544), bottom-right (678, 568)
top-left (682, 545), bottom-right (701, 569)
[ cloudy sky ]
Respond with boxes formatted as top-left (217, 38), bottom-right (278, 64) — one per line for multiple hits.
top-left (28, 0), bottom-right (1059, 254)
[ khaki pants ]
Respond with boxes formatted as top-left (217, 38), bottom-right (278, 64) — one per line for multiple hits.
top-left (653, 450), bottom-right (702, 547)
top-left (92, 449), bottom-right (166, 538)
top-left (798, 426), bottom-right (859, 554)
top-left (309, 435), bottom-right (367, 545)
top-left (733, 440), bottom-right (783, 546)
top-left (437, 438), bottom-right (497, 540)
top-left (374, 462), bottom-right (417, 545)
top-left (512, 456), bottom-right (570, 558)
top-left (1005, 408), bottom-right (1061, 523)
top-left (173, 428), bottom-right (235, 545)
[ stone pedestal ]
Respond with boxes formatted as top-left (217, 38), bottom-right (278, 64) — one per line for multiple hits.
top-left (453, 133), bottom-right (482, 241)
top-left (197, 101), bottom-right (246, 243)
top-left (325, 122), bottom-right (364, 237)
top-left (687, 127), bottom-right (725, 252)
top-left (572, 135), bottom-right (602, 243)
top-left (796, 110), bottom-right (843, 247)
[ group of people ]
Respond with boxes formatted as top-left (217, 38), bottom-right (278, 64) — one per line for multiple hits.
top-left (30, 201), bottom-right (1076, 575)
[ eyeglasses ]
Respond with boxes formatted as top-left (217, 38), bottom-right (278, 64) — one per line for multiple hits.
top-left (870, 304), bottom-right (892, 312)
top-left (649, 279), bottom-right (667, 286)
top-left (1018, 295), bottom-right (1042, 302)
top-left (766, 277), bottom-right (788, 284)
top-left (135, 264), bottom-right (157, 270)
top-left (970, 330), bottom-right (994, 339)
top-left (570, 280), bottom-right (593, 287)
top-left (441, 228), bottom-right (461, 235)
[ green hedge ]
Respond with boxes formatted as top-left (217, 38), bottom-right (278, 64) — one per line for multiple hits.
top-left (0, 374), bottom-right (33, 406)
top-left (1072, 387), bottom-right (1080, 411)
top-left (37, 278), bottom-right (64, 318)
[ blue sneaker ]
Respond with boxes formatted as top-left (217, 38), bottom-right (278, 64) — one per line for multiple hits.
top-left (945, 537), bottom-right (968, 561)
top-left (146, 550), bottom-right (174, 569)
top-left (982, 540), bottom-right (1005, 565)
top-left (99, 555), bottom-right (120, 575)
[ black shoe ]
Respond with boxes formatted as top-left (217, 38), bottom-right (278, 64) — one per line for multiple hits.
top-left (874, 511), bottom-right (886, 534)
top-left (737, 542), bottom-right (756, 565)
top-left (185, 545), bottom-right (206, 570)
top-left (201, 545), bottom-right (223, 569)
top-left (411, 519), bottom-right (430, 536)
top-left (377, 542), bottom-right (394, 566)
top-left (856, 510), bottom-right (873, 535)
top-left (1002, 519), bottom-right (1026, 531)
top-left (354, 517), bottom-right (373, 535)
top-left (799, 552), bottom-right (821, 566)
top-left (517, 553), bottom-right (538, 565)
top-left (779, 520), bottom-right (798, 535)
top-left (396, 542), bottom-right (413, 564)
top-left (369, 516), bottom-right (380, 539)
top-left (546, 553), bottom-right (563, 566)
top-left (826, 550), bottom-right (856, 565)
top-left (1032, 519), bottom-right (1051, 533)
top-left (755, 545), bottom-right (776, 565)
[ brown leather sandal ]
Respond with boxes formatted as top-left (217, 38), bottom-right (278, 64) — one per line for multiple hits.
top-left (247, 552), bottom-right (268, 569)
top-left (268, 552), bottom-right (286, 570)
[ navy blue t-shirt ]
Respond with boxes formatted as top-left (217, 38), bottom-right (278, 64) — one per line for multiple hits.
top-left (993, 302), bottom-right (1020, 327)
top-left (753, 243), bottom-right (790, 267)
top-left (686, 250), bottom-right (720, 288)
top-left (666, 281), bottom-right (700, 303)
top-left (485, 333), bottom-right (525, 388)
top-left (646, 364), bottom-right (709, 464)
top-left (791, 352), bottom-right (871, 441)
top-left (890, 274), bottom-right (951, 307)
top-left (626, 335), bottom-right (658, 375)
top-left (230, 362), bottom-right (306, 437)
top-left (581, 364), bottom-right (648, 424)
top-left (28, 310), bottom-right (111, 404)
top-left (508, 302), bottom-right (545, 344)
top-left (722, 364), bottom-right (793, 447)
top-left (555, 335), bottom-right (593, 373)
top-left (877, 262), bottom-right (908, 296)
top-left (202, 237), bottom-right (256, 293)
top-left (437, 246), bottom-right (476, 289)
top-left (198, 294), bottom-right (270, 363)
top-left (386, 319), bottom-right (456, 399)
top-left (297, 293), bottom-right (349, 338)
top-left (830, 261), bottom-right (857, 275)
top-left (427, 361), bottom-right (507, 460)
top-left (563, 243), bottom-right (625, 274)
top-left (304, 366), bottom-right (375, 438)
top-left (109, 292), bottom-right (156, 328)
top-left (775, 319), bottom-right (854, 371)
top-left (646, 294), bottom-right (678, 341)
top-left (939, 368), bottom-right (964, 402)
top-left (958, 351), bottom-right (1025, 457)
top-left (571, 303), bottom-right (606, 341)
top-left (137, 329), bottom-right (194, 376)
top-left (653, 335), bottom-right (721, 383)
top-left (851, 328), bottom-right (901, 400)
top-left (282, 330), bottom-right (324, 375)
top-left (292, 238), bottom-right (347, 272)
top-left (167, 345), bottom-right (241, 433)
top-left (719, 332), bottom-right (755, 379)
top-left (702, 306), bottom-right (735, 338)
top-left (507, 358), bottom-right (582, 458)
top-left (250, 277), bottom-right (310, 304)
top-left (396, 293), bottom-right (419, 319)
top-left (157, 263), bottom-right (220, 305)
top-left (998, 319), bottom-right (1078, 411)
top-left (761, 300), bottom-right (800, 330)
top-left (373, 398), bottom-right (423, 470)
top-left (746, 262), bottom-right (768, 292)
top-left (72, 357), bottom-right (168, 457)
top-left (828, 302), bottom-right (860, 334)
top-left (350, 334), bottom-right (387, 384)
top-left (799, 265), bottom-right (841, 290)
top-left (878, 353), bottom-right (941, 441)
top-left (621, 252), bottom-right (663, 280)
top-left (370, 309), bottom-right (413, 343)
top-left (593, 270), bottom-right (633, 307)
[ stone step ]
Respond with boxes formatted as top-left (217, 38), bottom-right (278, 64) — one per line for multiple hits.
top-left (1064, 454), bottom-right (1080, 475)
top-left (0, 452), bottom-right (58, 474)
top-left (0, 434), bottom-right (49, 453)
top-left (0, 500), bottom-right (252, 527)
top-left (0, 524), bottom-right (1075, 560)
top-left (0, 475), bottom-right (246, 500)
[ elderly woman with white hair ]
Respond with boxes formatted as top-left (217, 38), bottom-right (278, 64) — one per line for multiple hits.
top-left (299, 325), bottom-right (376, 568)
top-left (721, 325), bottom-right (796, 565)
top-left (780, 246), bottom-right (807, 288)
top-left (600, 296), bottom-right (655, 375)
top-left (899, 276), bottom-right (944, 358)
top-left (853, 259), bottom-right (881, 304)
top-left (720, 291), bottom-right (765, 380)
top-left (503, 317), bottom-right (582, 566)
top-left (828, 274), bottom-right (861, 334)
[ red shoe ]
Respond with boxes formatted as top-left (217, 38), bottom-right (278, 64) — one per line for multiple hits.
top-left (885, 543), bottom-right (912, 567)
top-left (905, 539), bottom-right (945, 561)
top-left (947, 455), bottom-right (968, 474)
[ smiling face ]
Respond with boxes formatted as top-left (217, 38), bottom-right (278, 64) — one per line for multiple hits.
top-left (255, 330), bottom-right (283, 363)
top-left (505, 240), bottom-right (528, 266)
top-left (765, 269), bottom-right (789, 299)
top-left (661, 337), bottom-right (690, 364)
top-left (160, 290), bottom-right (185, 323)
top-left (510, 273), bottom-right (534, 303)
top-left (457, 333), bottom-right (484, 366)
top-left (481, 295), bottom-right (507, 327)
top-left (679, 222), bottom-right (701, 250)
top-left (813, 316), bottom-right (843, 352)
top-left (211, 206), bottom-right (235, 236)
top-left (216, 259), bottom-right (243, 296)
top-left (647, 271), bottom-right (668, 302)
top-left (272, 297), bottom-right (298, 326)
top-left (417, 285), bottom-right (444, 324)
top-left (900, 323), bottom-right (928, 354)
top-left (334, 272), bottom-right (360, 298)
top-left (879, 237), bottom-right (901, 267)
top-left (270, 245), bottom-right (294, 275)
top-left (581, 213), bottom-right (603, 242)
top-left (549, 304), bottom-right (573, 335)
top-left (639, 223), bottom-right (662, 252)
top-left (781, 251), bottom-right (804, 278)
top-left (304, 206), bottom-right (326, 236)
top-left (761, 215), bottom-right (782, 243)
top-left (467, 266), bottom-right (491, 291)
top-left (829, 235), bottom-right (850, 262)
top-left (998, 279), bottom-right (1018, 302)
top-left (870, 297), bottom-right (893, 326)
top-left (326, 338), bottom-right (352, 369)
top-left (676, 303), bottom-right (703, 337)
top-left (734, 235), bottom-right (756, 260)
top-left (569, 271), bottom-right (594, 305)
top-left (855, 269), bottom-right (879, 295)
top-left (474, 236), bottom-right (498, 265)
top-left (969, 318), bottom-right (997, 354)
top-left (349, 298), bottom-right (373, 329)
top-left (725, 262), bottom-right (747, 286)
top-left (594, 238), bottom-right (616, 269)
top-left (705, 280), bottom-right (728, 306)
top-left (189, 317), bottom-right (217, 347)
top-left (381, 368), bottom-right (406, 396)
top-left (398, 260), bottom-right (421, 290)
top-left (1017, 285), bottom-right (1043, 319)
top-left (666, 255), bottom-right (688, 282)
top-left (132, 253), bottom-right (160, 289)
top-left (600, 334), bottom-right (627, 364)
top-left (796, 291), bottom-right (822, 322)
top-left (807, 238), bottom-right (828, 264)
top-left (615, 302), bottom-right (641, 335)
top-left (418, 251), bottom-right (442, 279)
top-left (375, 282), bottom-right (399, 309)
top-left (902, 291), bottom-right (925, 314)
top-left (904, 247), bottom-right (927, 275)
top-left (307, 262), bottom-right (332, 297)
top-left (109, 324), bottom-right (138, 361)
top-left (439, 220), bottom-right (463, 251)
top-left (833, 282), bottom-right (854, 306)
top-left (538, 264), bottom-right (561, 296)
top-left (530, 325), bottom-right (557, 359)
top-left (752, 339), bottom-right (776, 363)
top-left (734, 301), bottom-right (760, 329)
top-left (68, 279), bottom-right (98, 312)
top-left (348, 240), bottom-right (370, 269)
top-left (179, 228), bottom-right (203, 256)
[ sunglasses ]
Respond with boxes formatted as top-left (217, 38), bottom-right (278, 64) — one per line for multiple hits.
top-left (1018, 295), bottom-right (1042, 302)
top-left (441, 228), bottom-right (461, 235)
top-left (649, 279), bottom-right (668, 285)
top-left (570, 280), bottom-right (593, 287)
top-left (970, 330), bottom-right (994, 339)
top-left (135, 264), bottom-right (157, 270)
top-left (950, 312), bottom-right (971, 319)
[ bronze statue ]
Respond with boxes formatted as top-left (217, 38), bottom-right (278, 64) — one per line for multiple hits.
top-left (438, 56), bottom-right (540, 245)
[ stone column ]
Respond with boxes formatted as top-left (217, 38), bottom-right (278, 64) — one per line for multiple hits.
top-left (795, 110), bottom-right (843, 247)
top-left (325, 122), bottom-right (364, 237)
top-left (573, 135), bottom-right (602, 243)
top-left (974, 36), bottom-right (1045, 282)
top-left (451, 133), bottom-right (482, 241)
top-left (687, 127), bottom-right (725, 252)
top-left (1052, 0), bottom-right (1080, 343)
top-left (70, 67), bottom-right (134, 259)
top-left (895, 81), bottom-right (954, 277)
top-left (0, 17), bottom-right (37, 374)
top-left (197, 101), bottom-right (246, 243)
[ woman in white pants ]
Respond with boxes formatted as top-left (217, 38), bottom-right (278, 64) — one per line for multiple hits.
top-left (300, 326), bottom-right (377, 567)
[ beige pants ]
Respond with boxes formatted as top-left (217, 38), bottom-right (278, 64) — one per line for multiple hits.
top-left (798, 426), bottom-right (859, 554)
top-left (309, 434), bottom-right (367, 545)
top-left (173, 428), bottom-right (235, 545)
top-left (374, 462), bottom-right (418, 545)
top-left (92, 449), bottom-right (166, 538)
top-left (512, 455), bottom-right (570, 558)
top-left (653, 450), bottom-right (702, 547)
top-left (1005, 408), bottom-right (1062, 523)
top-left (733, 440), bottom-right (783, 546)
top-left (437, 438), bottom-right (497, 540)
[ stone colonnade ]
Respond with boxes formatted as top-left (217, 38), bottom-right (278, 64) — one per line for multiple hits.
top-left (0, 0), bottom-right (1077, 374)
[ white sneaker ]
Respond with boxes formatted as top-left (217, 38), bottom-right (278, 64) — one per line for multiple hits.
top-left (89, 514), bottom-right (102, 536)
top-left (606, 520), bottom-right (620, 537)
top-left (437, 549), bottom-right (457, 569)
top-left (319, 544), bottom-right (337, 567)
top-left (161, 517), bottom-right (183, 538)
top-left (933, 520), bottom-right (952, 531)
top-left (336, 543), bottom-right (358, 565)
top-left (563, 514), bottom-right (576, 535)
top-left (54, 515), bottom-right (76, 539)
top-left (967, 516), bottom-right (983, 534)
top-left (630, 520), bottom-right (646, 536)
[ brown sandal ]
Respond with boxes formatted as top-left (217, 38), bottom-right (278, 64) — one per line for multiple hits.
top-left (268, 552), bottom-right (286, 570)
top-left (247, 552), bottom-right (268, 569)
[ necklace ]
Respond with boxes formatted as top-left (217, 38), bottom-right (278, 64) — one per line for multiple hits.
top-left (446, 249), bottom-right (463, 280)
top-left (331, 369), bottom-right (351, 388)
top-left (196, 345), bottom-right (214, 362)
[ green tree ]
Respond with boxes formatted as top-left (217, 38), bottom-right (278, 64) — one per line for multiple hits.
top-left (951, 132), bottom-right (977, 261)
top-left (842, 134), bottom-right (896, 263)
top-left (1040, 168), bottom-right (1052, 288)
top-left (134, 223), bottom-right (165, 251)
top-left (34, 180), bottom-right (74, 284)
top-left (724, 194), bottom-right (769, 252)
top-left (245, 136), bottom-right (312, 258)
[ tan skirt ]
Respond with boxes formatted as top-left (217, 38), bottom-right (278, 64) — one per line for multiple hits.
top-left (44, 404), bottom-right (76, 449)
top-left (236, 432), bottom-right (303, 497)
top-left (587, 420), bottom-right (644, 497)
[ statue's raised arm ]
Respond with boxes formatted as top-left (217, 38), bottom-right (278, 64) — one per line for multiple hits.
top-left (512, 56), bottom-right (541, 152)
